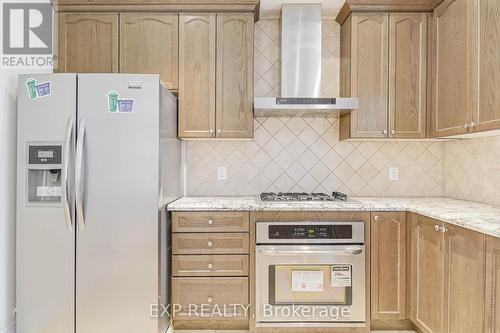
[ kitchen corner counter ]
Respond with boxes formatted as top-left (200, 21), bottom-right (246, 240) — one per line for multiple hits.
top-left (167, 196), bottom-right (500, 238)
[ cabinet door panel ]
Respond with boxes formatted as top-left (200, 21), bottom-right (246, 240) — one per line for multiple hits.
top-left (216, 13), bottom-right (253, 138)
top-left (389, 13), bottom-right (427, 138)
top-left (431, 0), bottom-right (474, 137)
top-left (178, 13), bottom-right (216, 138)
top-left (485, 236), bottom-right (500, 333)
top-left (350, 13), bottom-right (389, 138)
top-left (476, 0), bottom-right (500, 132)
top-left (371, 212), bottom-right (406, 320)
top-left (120, 13), bottom-right (178, 90)
top-left (443, 224), bottom-right (485, 333)
top-left (409, 214), bottom-right (444, 333)
top-left (57, 13), bottom-right (118, 73)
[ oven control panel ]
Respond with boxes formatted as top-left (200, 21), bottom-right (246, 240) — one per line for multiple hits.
top-left (269, 225), bottom-right (352, 239)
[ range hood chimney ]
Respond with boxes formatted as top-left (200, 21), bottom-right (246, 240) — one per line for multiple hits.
top-left (254, 3), bottom-right (358, 117)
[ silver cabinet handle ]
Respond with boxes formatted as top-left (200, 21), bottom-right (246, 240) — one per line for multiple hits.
top-left (391, 130), bottom-right (396, 135)
top-left (469, 122), bottom-right (476, 129)
top-left (62, 117), bottom-right (74, 230)
top-left (208, 263), bottom-right (213, 269)
top-left (439, 226), bottom-right (448, 233)
top-left (434, 225), bottom-right (440, 232)
top-left (209, 129), bottom-right (214, 136)
top-left (217, 129), bottom-right (222, 134)
top-left (208, 218), bottom-right (214, 225)
top-left (207, 240), bottom-right (213, 247)
top-left (207, 296), bottom-right (213, 303)
top-left (383, 129), bottom-right (388, 135)
top-left (464, 123), bottom-right (470, 129)
top-left (345, 247), bottom-right (363, 255)
top-left (75, 119), bottom-right (86, 231)
top-left (374, 215), bottom-right (380, 221)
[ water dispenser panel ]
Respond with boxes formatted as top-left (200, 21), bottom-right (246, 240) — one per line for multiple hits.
top-left (27, 144), bottom-right (63, 204)
top-left (29, 145), bottom-right (62, 165)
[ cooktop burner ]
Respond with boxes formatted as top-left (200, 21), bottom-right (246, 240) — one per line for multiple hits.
top-left (260, 192), bottom-right (348, 202)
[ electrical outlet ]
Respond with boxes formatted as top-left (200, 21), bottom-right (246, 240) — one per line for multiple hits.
top-left (388, 167), bottom-right (399, 181)
top-left (217, 166), bottom-right (227, 181)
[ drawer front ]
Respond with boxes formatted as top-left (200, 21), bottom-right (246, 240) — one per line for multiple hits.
top-left (172, 233), bottom-right (249, 254)
top-left (172, 211), bottom-right (249, 232)
top-left (172, 255), bottom-right (249, 277)
top-left (172, 277), bottom-right (249, 319)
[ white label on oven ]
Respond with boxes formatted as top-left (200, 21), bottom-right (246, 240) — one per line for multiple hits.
top-left (331, 265), bottom-right (352, 287)
top-left (292, 271), bottom-right (324, 292)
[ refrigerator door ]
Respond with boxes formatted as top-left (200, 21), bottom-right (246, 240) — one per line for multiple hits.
top-left (16, 73), bottom-right (76, 333)
top-left (76, 74), bottom-right (160, 333)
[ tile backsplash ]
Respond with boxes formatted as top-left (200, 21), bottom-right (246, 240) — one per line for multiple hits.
top-left (444, 135), bottom-right (500, 207)
top-left (185, 18), bottom-right (444, 197)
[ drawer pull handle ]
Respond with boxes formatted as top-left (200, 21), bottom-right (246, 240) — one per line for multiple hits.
top-left (207, 296), bottom-right (213, 303)
top-left (208, 263), bottom-right (213, 269)
top-left (208, 218), bottom-right (214, 225)
top-left (207, 241), bottom-right (213, 247)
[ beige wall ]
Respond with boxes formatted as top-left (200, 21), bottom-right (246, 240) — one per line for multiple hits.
top-left (444, 135), bottom-right (500, 207)
top-left (185, 19), bottom-right (444, 197)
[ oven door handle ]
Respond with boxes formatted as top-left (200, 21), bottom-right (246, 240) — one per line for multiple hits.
top-left (259, 247), bottom-right (363, 256)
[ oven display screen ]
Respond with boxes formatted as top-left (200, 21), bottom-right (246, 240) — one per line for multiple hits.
top-left (268, 225), bottom-right (352, 239)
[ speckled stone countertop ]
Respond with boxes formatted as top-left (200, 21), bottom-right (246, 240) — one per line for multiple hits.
top-left (167, 196), bottom-right (500, 238)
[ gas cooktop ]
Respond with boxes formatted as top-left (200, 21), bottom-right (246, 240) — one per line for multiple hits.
top-left (259, 192), bottom-right (348, 202)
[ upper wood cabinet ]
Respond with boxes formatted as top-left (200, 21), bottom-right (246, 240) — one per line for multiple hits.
top-left (178, 12), bottom-right (254, 139)
top-left (340, 12), bottom-right (427, 140)
top-left (485, 236), bottom-right (500, 333)
top-left (370, 212), bottom-right (407, 320)
top-left (215, 13), bottom-right (254, 138)
top-left (409, 213), bottom-right (486, 333)
top-left (57, 13), bottom-right (118, 73)
top-left (389, 13), bottom-right (427, 139)
top-left (120, 13), bottom-right (179, 90)
top-left (178, 13), bottom-right (217, 138)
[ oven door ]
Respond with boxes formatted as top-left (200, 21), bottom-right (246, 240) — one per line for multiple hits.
top-left (256, 245), bottom-right (365, 325)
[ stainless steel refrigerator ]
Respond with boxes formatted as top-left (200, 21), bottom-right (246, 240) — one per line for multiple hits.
top-left (16, 73), bottom-right (183, 333)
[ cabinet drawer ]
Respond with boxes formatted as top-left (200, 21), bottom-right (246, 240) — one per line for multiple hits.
top-left (172, 277), bottom-right (249, 319)
top-left (172, 255), bottom-right (249, 277)
top-left (173, 211), bottom-right (249, 232)
top-left (172, 233), bottom-right (249, 254)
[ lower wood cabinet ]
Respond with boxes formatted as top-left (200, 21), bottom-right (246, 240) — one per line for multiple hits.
top-left (370, 212), bottom-right (407, 320)
top-left (409, 213), bottom-right (486, 333)
top-left (485, 236), bottom-right (500, 333)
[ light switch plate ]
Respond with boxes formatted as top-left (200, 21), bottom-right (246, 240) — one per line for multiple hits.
top-left (388, 167), bottom-right (399, 181)
top-left (217, 166), bottom-right (227, 181)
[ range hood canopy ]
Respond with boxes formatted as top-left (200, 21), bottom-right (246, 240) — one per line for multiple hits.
top-left (254, 3), bottom-right (358, 117)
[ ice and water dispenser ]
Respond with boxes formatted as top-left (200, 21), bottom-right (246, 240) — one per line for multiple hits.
top-left (26, 145), bottom-right (63, 204)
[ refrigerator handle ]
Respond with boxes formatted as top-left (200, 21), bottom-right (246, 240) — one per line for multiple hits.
top-left (75, 119), bottom-right (86, 231)
top-left (62, 117), bottom-right (74, 230)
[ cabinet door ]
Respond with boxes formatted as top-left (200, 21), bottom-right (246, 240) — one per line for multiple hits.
top-left (475, 0), bottom-right (500, 132)
top-left (350, 13), bottom-right (389, 138)
top-left (431, 0), bottom-right (475, 137)
top-left (57, 13), bottom-right (118, 73)
top-left (389, 13), bottom-right (427, 139)
top-left (485, 236), bottom-right (500, 333)
top-left (215, 13), bottom-right (253, 138)
top-left (443, 223), bottom-right (485, 333)
top-left (409, 214), bottom-right (444, 333)
top-left (178, 13), bottom-right (216, 138)
top-left (120, 13), bottom-right (178, 90)
top-left (371, 212), bottom-right (406, 320)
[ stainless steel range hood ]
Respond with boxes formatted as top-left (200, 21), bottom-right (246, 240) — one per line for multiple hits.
top-left (254, 3), bottom-right (358, 117)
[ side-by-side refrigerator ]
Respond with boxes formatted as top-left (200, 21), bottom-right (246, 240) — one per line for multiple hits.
top-left (16, 73), bottom-right (183, 333)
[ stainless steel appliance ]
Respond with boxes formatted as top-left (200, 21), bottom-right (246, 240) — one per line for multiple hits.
top-left (16, 73), bottom-right (183, 333)
top-left (260, 192), bottom-right (349, 202)
top-left (254, 4), bottom-right (358, 116)
top-left (256, 221), bottom-right (366, 327)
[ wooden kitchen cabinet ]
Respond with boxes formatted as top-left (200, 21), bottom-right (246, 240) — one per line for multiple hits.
top-left (178, 13), bottom-right (216, 138)
top-left (215, 13), bottom-right (254, 138)
top-left (409, 213), bottom-right (486, 333)
top-left (340, 12), bottom-right (427, 139)
top-left (485, 236), bottom-right (500, 333)
top-left (57, 13), bottom-right (118, 73)
top-left (389, 13), bottom-right (427, 139)
top-left (119, 13), bottom-right (179, 90)
top-left (430, 0), bottom-right (475, 137)
top-left (178, 12), bottom-right (254, 139)
top-left (371, 212), bottom-right (406, 320)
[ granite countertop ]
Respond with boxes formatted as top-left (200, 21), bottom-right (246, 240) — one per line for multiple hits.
top-left (167, 196), bottom-right (500, 238)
